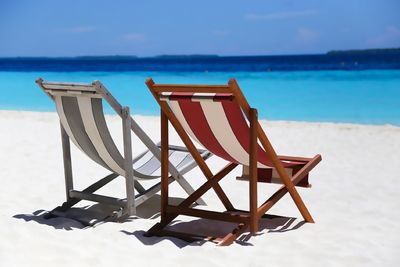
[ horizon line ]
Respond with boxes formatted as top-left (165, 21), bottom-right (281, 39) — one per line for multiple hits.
top-left (1, 47), bottom-right (399, 59)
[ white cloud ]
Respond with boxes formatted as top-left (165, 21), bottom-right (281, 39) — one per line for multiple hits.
top-left (57, 26), bottom-right (95, 33)
top-left (245, 10), bottom-right (317, 21)
top-left (367, 26), bottom-right (400, 47)
top-left (121, 33), bottom-right (146, 42)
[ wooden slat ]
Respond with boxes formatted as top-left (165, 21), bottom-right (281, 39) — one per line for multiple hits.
top-left (166, 205), bottom-right (249, 224)
top-left (278, 155), bottom-right (313, 162)
top-left (79, 173), bottom-right (119, 195)
top-left (160, 93), bottom-right (234, 102)
top-left (69, 190), bottom-right (126, 207)
top-left (42, 82), bottom-right (96, 92)
top-left (153, 84), bottom-right (230, 93)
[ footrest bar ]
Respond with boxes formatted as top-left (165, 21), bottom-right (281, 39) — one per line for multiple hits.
top-left (69, 190), bottom-right (126, 207)
top-left (166, 205), bottom-right (250, 223)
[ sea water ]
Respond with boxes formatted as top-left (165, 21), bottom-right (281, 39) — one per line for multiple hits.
top-left (0, 69), bottom-right (399, 125)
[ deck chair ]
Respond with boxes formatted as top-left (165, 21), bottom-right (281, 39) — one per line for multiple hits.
top-left (145, 78), bottom-right (322, 245)
top-left (35, 78), bottom-right (211, 220)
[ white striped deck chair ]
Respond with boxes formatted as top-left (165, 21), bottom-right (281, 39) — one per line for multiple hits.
top-left (36, 78), bottom-right (211, 219)
top-left (145, 78), bottom-right (322, 245)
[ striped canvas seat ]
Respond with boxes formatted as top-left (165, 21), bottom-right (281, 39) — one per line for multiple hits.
top-left (42, 83), bottom-right (202, 179)
top-left (36, 79), bottom-right (211, 219)
top-left (161, 92), bottom-right (310, 187)
top-left (53, 91), bottom-right (126, 176)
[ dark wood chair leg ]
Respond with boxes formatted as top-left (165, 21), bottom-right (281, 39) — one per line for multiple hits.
top-left (160, 109), bottom-right (169, 223)
top-left (249, 108), bottom-right (258, 234)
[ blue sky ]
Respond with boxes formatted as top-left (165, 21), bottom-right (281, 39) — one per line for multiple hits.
top-left (0, 0), bottom-right (399, 57)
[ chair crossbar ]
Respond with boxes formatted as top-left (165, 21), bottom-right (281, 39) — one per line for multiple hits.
top-left (166, 205), bottom-right (250, 224)
top-left (69, 190), bottom-right (126, 207)
top-left (41, 81), bottom-right (96, 92)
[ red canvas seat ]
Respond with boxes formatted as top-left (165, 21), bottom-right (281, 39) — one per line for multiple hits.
top-left (163, 92), bottom-right (312, 187)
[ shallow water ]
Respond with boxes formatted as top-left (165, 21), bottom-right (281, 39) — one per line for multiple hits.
top-left (0, 70), bottom-right (399, 125)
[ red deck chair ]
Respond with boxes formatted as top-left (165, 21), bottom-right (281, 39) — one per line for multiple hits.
top-left (146, 78), bottom-right (322, 245)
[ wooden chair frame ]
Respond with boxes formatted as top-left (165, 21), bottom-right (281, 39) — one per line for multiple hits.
top-left (145, 78), bottom-right (322, 245)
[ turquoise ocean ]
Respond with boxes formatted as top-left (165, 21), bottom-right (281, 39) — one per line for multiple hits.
top-left (0, 55), bottom-right (399, 125)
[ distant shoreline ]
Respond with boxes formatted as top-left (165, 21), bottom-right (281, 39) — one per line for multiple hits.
top-left (0, 51), bottom-right (399, 72)
top-left (326, 48), bottom-right (400, 55)
top-left (0, 48), bottom-right (399, 60)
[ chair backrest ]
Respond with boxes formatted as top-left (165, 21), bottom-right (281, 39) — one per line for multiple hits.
top-left (151, 81), bottom-right (296, 169)
top-left (36, 79), bottom-right (125, 176)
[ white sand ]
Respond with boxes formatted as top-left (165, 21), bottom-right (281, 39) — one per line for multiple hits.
top-left (0, 110), bottom-right (399, 266)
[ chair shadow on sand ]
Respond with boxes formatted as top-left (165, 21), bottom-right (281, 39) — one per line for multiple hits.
top-left (12, 195), bottom-right (185, 230)
top-left (121, 211), bottom-right (306, 248)
top-left (13, 193), bottom-right (306, 247)
top-left (13, 204), bottom-right (130, 230)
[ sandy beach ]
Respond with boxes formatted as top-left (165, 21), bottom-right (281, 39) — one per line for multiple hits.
top-left (1, 110), bottom-right (399, 266)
